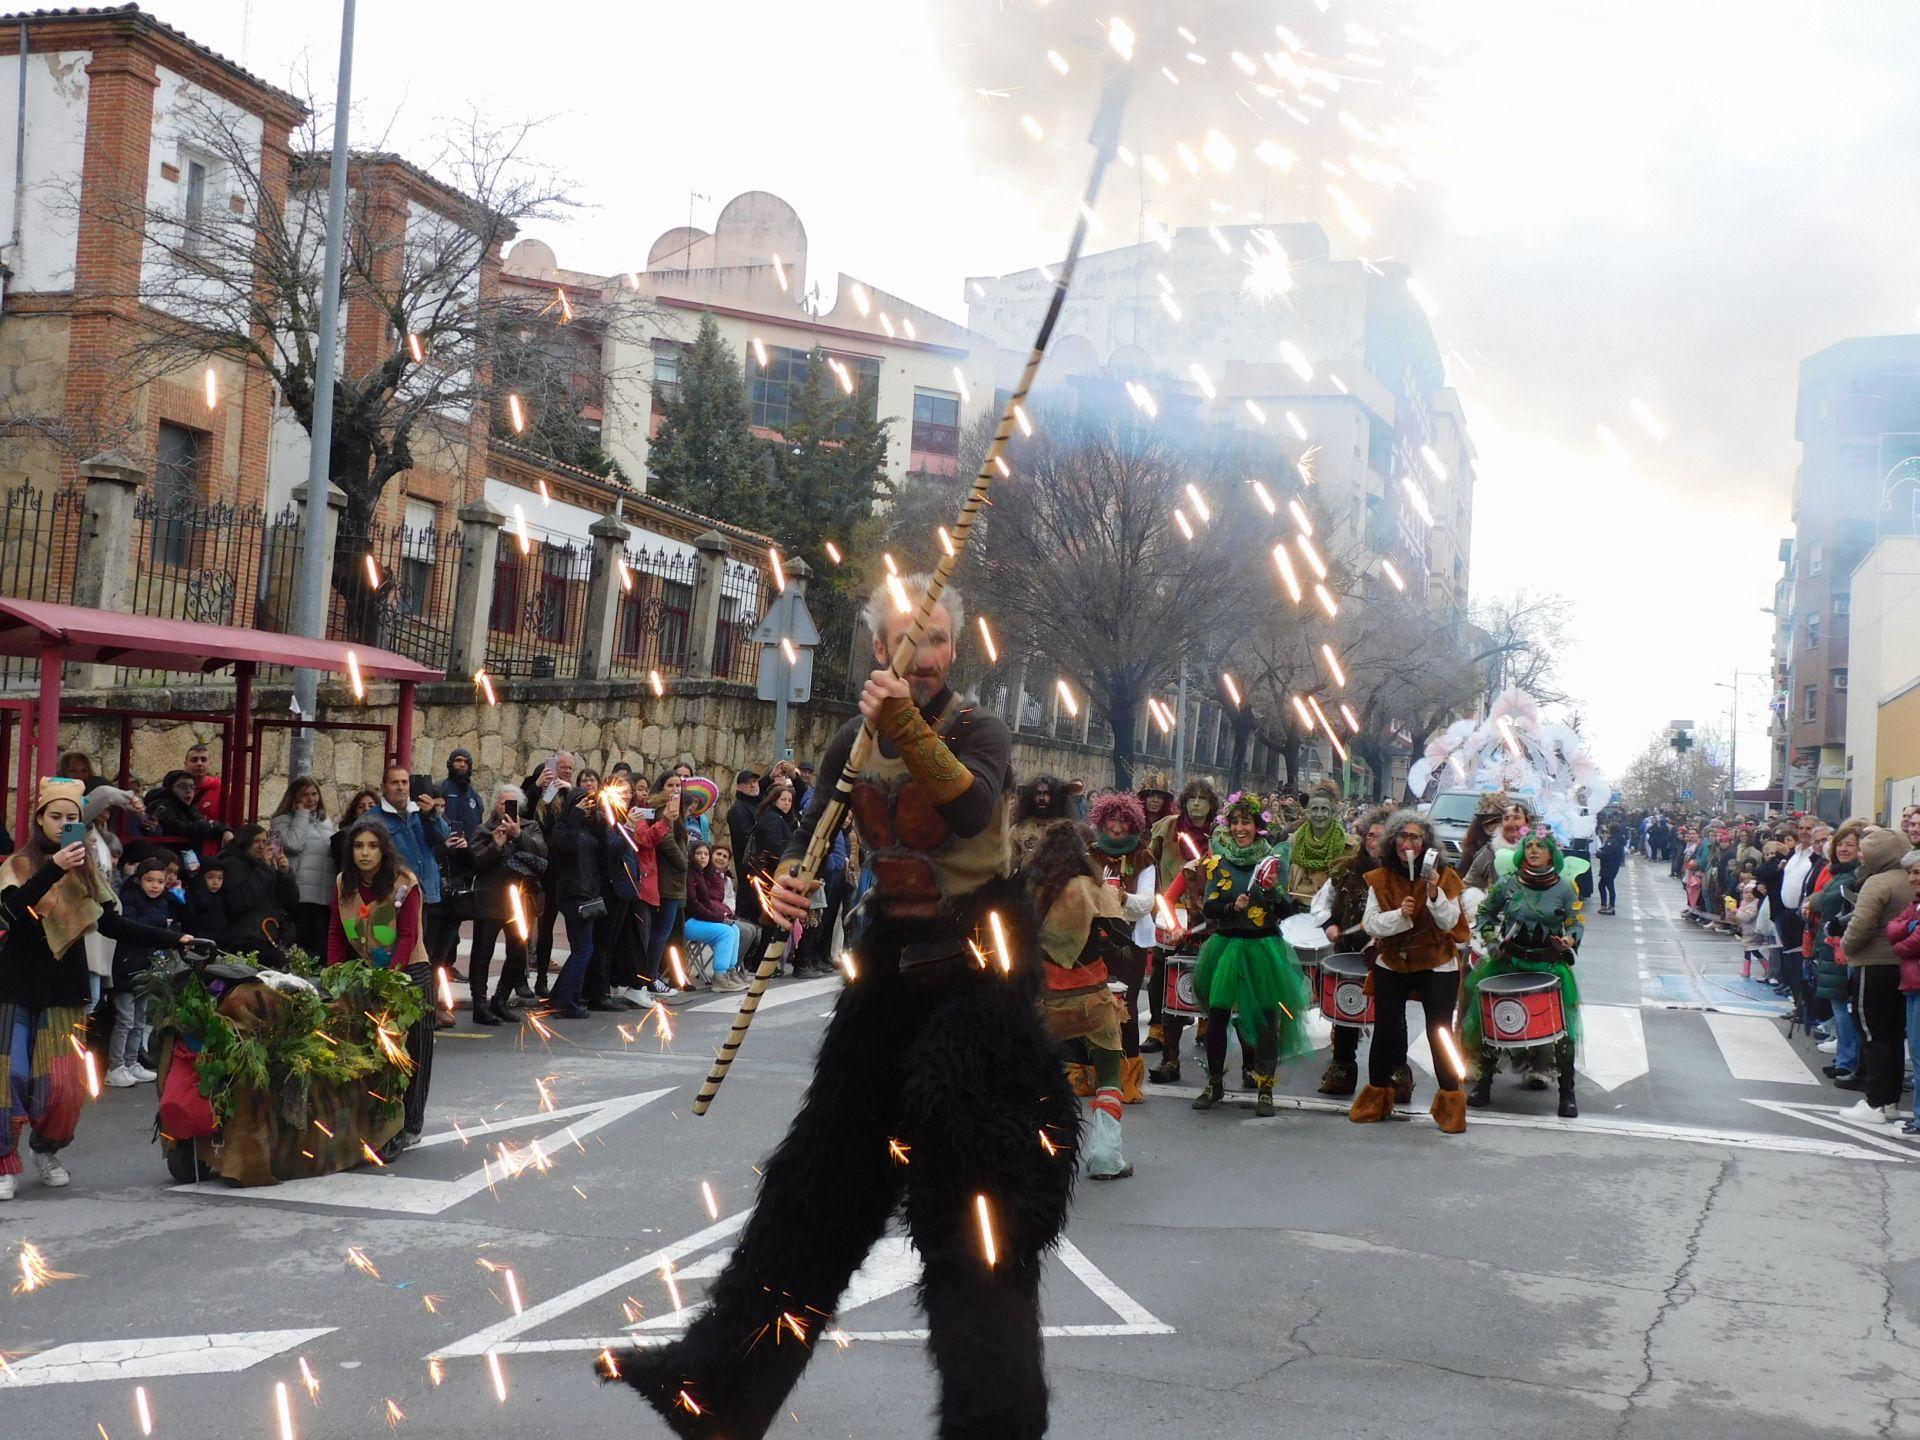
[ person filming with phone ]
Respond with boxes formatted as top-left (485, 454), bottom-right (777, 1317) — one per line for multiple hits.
top-left (0, 778), bottom-right (197, 1201)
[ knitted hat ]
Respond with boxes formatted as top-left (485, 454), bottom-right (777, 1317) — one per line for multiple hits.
top-left (36, 776), bottom-right (85, 816)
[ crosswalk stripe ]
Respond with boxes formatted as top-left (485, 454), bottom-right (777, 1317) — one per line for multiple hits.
top-left (1579, 1003), bottom-right (1649, 1090)
top-left (1703, 1012), bottom-right (1821, 1085)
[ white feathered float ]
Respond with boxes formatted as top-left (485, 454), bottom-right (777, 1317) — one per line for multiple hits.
top-left (1408, 689), bottom-right (1612, 842)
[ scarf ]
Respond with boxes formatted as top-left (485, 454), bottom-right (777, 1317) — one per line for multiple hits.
top-left (1095, 830), bottom-right (1142, 857)
top-left (1210, 829), bottom-right (1273, 868)
top-left (1520, 861), bottom-right (1560, 891)
top-left (1, 840), bottom-right (116, 957)
top-left (1290, 818), bottom-right (1349, 873)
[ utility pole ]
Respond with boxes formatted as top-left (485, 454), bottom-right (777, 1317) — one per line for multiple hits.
top-left (1172, 659), bottom-right (1189, 790)
top-left (288, 0), bottom-right (356, 780)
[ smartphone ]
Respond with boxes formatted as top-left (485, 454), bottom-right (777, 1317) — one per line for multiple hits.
top-left (504, 799), bottom-right (521, 823)
top-left (60, 822), bottom-right (87, 849)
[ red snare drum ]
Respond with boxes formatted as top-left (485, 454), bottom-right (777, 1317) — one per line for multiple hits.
top-left (1477, 970), bottom-right (1566, 1048)
top-left (1320, 951), bottom-right (1373, 1028)
top-left (1163, 954), bottom-right (1204, 1016)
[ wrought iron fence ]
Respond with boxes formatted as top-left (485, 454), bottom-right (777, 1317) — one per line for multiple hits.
top-left (608, 543), bottom-right (697, 680)
top-left (712, 560), bottom-right (764, 687)
top-left (0, 479), bottom-right (85, 688)
top-left (806, 584), bottom-right (867, 703)
top-left (486, 536), bottom-right (597, 680)
top-left (128, 488), bottom-right (273, 631)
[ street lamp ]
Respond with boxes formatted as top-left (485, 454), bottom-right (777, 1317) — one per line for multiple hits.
top-left (1715, 667), bottom-right (1769, 816)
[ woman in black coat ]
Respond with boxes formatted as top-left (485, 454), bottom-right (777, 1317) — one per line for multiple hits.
top-left (741, 781), bottom-right (799, 925)
top-left (215, 824), bottom-right (301, 964)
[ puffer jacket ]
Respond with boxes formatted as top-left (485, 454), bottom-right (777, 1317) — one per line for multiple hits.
top-left (1811, 860), bottom-right (1859, 1001)
top-left (270, 809), bottom-right (338, 906)
top-left (1886, 899), bottom-right (1920, 994)
top-left (547, 790), bottom-right (608, 906)
top-left (469, 811), bottom-right (547, 923)
top-left (1839, 828), bottom-right (1910, 968)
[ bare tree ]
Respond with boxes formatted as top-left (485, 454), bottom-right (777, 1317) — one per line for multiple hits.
top-left (72, 88), bottom-right (654, 637)
top-left (1469, 590), bottom-right (1575, 707)
top-left (1619, 724), bottom-right (1731, 812)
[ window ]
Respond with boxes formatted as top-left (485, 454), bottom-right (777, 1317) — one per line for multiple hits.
top-left (1808, 543), bottom-right (1824, 577)
top-left (911, 388), bottom-right (961, 457)
top-left (401, 499), bottom-right (438, 618)
top-left (538, 545), bottom-right (571, 642)
top-left (747, 345), bottom-right (879, 434)
top-left (1803, 684), bottom-right (1818, 722)
top-left (650, 340), bottom-right (686, 413)
top-left (489, 554), bottom-right (521, 631)
top-left (151, 422), bottom-right (203, 566)
top-left (1805, 612), bottom-right (1820, 648)
top-left (1833, 593), bottom-right (1850, 618)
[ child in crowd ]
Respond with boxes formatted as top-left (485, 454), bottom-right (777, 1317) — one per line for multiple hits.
top-left (108, 857), bottom-right (181, 1087)
top-left (685, 841), bottom-right (748, 992)
top-left (185, 860), bottom-right (226, 942)
top-left (1736, 861), bottom-right (1772, 980)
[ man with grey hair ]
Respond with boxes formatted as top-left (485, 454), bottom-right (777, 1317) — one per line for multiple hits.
top-left (615, 572), bottom-right (1079, 1440)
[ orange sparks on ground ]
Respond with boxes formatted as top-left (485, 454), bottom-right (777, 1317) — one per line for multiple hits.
top-left (888, 1137), bottom-right (911, 1164)
top-left (134, 1384), bottom-right (154, 1435)
top-left (769, 548), bottom-right (787, 592)
top-left (779, 1312), bottom-right (809, 1344)
top-left (486, 1351), bottom-right (507, 1404)
top-left (275, 1381), bottom-right (296, 1440)
top-left (599, 1348), bottom-right (621, 1379)
top-left (346, 1247), bottom-right (380, 1278)
top-left (651, 1002), bottom-right (675, 1044)
top-left (297, 1356), bottom-right (320, 1400)
top-left (975, 1195), bottom-right (999, 1267)
top-left (701, 1180), bottom-right (720, 1219)
top-left (345, 650), bottom-right (365, 701)
top-left (13, 1240), bottom-right (79, 1294)
top-left (534, 1076), bottom-right (556, 1112)
top-left (422, 1294), bottom-right (441, 1314)
top-left (503, 1269), bottom-right (524, 1315)
top-left (661, 1261), bottom-right (683, 1312)
top-left (384, 1398), bottom-right (405, 1428)
top-left (427, 1358), bottom-right (445, 1388)
top-left (828, 1328), bottom-right (852, 1350)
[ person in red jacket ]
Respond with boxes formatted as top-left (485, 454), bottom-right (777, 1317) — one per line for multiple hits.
top-left (1884, 849), bottom-right (1920, 1134)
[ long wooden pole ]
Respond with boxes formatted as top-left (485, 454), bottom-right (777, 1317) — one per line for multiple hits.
top-left (692, 68), bottom-right (1132, 1116)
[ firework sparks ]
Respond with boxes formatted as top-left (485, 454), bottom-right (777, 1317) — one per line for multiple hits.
top-left (507, 394), bottom-right (526, 433)
top-left (345, 1247), bottom-right (380, 1279)
top-left (769, 548), bottom-right (787, 593)
top-left (1399, 475), bottom-right (1434, 527)
top-left (1221, 672), bottom-right (1243, 707)
top-left (406, 332), bottom-right (424, 363)
top-left (13, 1240), bottom-right (80, 1294)
top-left (1321, 644), bottom-right (1346, 687)
top-left (364, 553), bottom-right (382, 590)
top-left (888, 1137), bottom-right (911, 1164)
top-left (1433, 1025), bottom-right (1468, 1084)
top-left (1314, 583), bottom-right (1339, 618)
top-left (1340, 703), bottom-right (1361, 731)
top-left (1054, 678), bottom-right (1078, 718)
top-left (617, 555), bottom-right (633, 592)
top-left (486, 1351), bottom-right (508, 1404)
top-left (937, 526), bottom-right (956, 557)
top-left (1286, 411), bottom-right (1309, 441)
top-left (1288, 498), bottom-right (1313, 535)
top-left (1296, 533), bottom-right (1328, 580)
top-left (1244, 399), bottom-right (1268, 424)
top-left (1172, 508), bottom-right (1195, 542)
top-left (780, 637), bottom-right (798, 666)
top-left (275, 1381), bottom-right (296, 1440)
top-left (676, 1390), bottom-right (702, 1417)
top-left (1184, 483), bottom-right (1211, 523)
top-left (701, 1179), bottom-right (721, 1219)
top-left (68, 1034), bottom-right (99, 1098)
top-left (1496, 714), bottom-right (1524, 758)
top-left (297, 1355), bottom-right (320, 1401)
top-left (750, 336), bottom-right (768, 367)
top-left (474, 669), bottom-right (498, 705)
top-left (133, 1385), bottom-right (154, 1435)
top-left (649, 669), bottom-right (665, 698)
top-left (977, 617), bottom-right (997, 663)
top-left (345, 649), bottom-right (365, 701)
top-left (824, 540), bottom-right (843, 565)
top-left (1307, 694), bottom-right (1348, 762)
top-left (986, 910), bottom-right (1013, 974)
top-left (436, 967), bottom-right (455, 1012)
top-left (1177, 830), bottom-right (1203, 862)
top-left (508, 884), bottom-right (530, 941)
top-left (1630, 398), bottom-right (1667, 441)
top-left (1107, 16), bottom-right (1137, 61)
top-left (1421, 445), bottom-right (1448, 483)
top-left (667, 945), bottom-right (689, 989)
top-left (503, 1268), bottom-right (524, 1316)
top-left (1038, 1129), bottom-right (1059, 1157)
top-left (384, 1399), bottom-right (406, 1428)
top-left (1251, 479), bottom-right (1277, 515)
top-left (837, 949), bottom-right (858, 981)
top-left (975, 1194), bottom-right (999, 1267)
top-left (510, 503), bottom-right (532, 555)
top-left (427, 1359), bottom-right (445, 1388)
top-left (661, 1260), bottom-right (683, 1313)
top-left (204, 364), bottom-right (219, 409)
top-left (1381, 558), bottom-right (1406, 592)
top-left (1271, 543), bottom-right (1303, 604)
top-left (598, 1348), bottom-right (621, 1380)
top-left (1188, 362), bottom-right (1217, 401)
top-left (1279, 340), bottom-right (1313, 381)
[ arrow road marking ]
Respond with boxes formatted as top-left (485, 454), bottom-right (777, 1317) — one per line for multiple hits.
top-left (0, 1329), bottom-right (334, 1389)
top-left (171, 1087), bottom-right (676, 1215)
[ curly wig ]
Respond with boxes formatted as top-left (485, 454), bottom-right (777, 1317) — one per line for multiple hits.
top-left (1087, 790), bottom-right (1147, 836)
top-left (1022, 818), bottom-right (1099, 918)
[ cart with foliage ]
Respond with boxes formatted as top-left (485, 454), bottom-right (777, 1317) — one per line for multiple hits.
top-left (142, 950), bottom-right (427, 1186)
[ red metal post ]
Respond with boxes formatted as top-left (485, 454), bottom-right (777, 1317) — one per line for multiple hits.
top-left (233, 662), bottom-right (255, 826)
top-left (395, 681), bottom-right (415, 771)
top-left (117, 714), bottom-right (133, 790)
top-left (33, 642), bottom-right (62, 809)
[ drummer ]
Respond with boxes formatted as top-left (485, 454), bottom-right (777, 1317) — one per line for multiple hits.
top-left (1464, 828), bottom-right (1585, 1117)
top-left (1146, 779), bottom-right (1222, 1085)
top-left (1305, 805), bottom-right (1394, 1099)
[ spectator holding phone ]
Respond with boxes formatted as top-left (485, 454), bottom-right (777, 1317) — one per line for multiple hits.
top-left (645, 773), bottom-right (691, 989)
top-left (466, 786), bottom-right (547, 1025)
top-left (144, 769), bottom-right (229, 869)
top-left (0, 778), bottom-right (195, 1201)
top-left (269, 776), bottom-right (337, 957)
top-left (521, 752), bottom-right (576, 999)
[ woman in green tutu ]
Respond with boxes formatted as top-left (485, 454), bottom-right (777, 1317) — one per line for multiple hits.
top-left (1189, 795), bottom-right (1313, 1116)
top-left (1465, 829), bottom-right (1586, 1117)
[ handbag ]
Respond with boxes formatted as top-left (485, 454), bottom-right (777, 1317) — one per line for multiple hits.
top-left (577, 896), bottom-right (608, 921)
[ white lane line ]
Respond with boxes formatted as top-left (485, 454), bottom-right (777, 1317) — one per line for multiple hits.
top-left (685, 975), bottom-right (842, 1014)
top-left (0, 1329), bottom-right (334, 1389)
top-left (1704, 1012), bottom-right (1820, 1085)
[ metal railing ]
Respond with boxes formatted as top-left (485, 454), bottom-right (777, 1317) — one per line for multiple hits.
top-left (712, 560), bottom-right (765, 687)
top-left (0, 479), bottom-right (85, 688)
top-left (608, 544), bottom-right (697, 679)
top-left (486, 537), bottom-right (597, 680)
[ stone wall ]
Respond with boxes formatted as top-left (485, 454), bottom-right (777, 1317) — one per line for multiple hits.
top-left (48, 676), bottom-right (1232, 816)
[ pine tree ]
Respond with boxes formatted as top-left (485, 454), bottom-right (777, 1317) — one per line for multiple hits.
top-left (769, 351), bottom-right (893, 577)
top-left (647, 315), bottom-right (768, 528)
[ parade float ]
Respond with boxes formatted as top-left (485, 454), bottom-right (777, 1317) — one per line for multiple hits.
top-left (1408, 689), bottom-right (1613, 841)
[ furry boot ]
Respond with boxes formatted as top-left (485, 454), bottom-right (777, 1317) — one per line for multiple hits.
top-left (1084, 1089), bottom-right (1132, 1180)
top-left (1317, 1058), bottom-right (1358, 1096)
top-left (1254, 1077), bottom-right (1276, 1118)
top-left (1349, 1084), bottom-right (1395, 1123)
top-left (1119, 1053), bottom-right (1146, 1105)
top-left (1141, 1022), bottom-right (1165, 1055)
top-left (1066, 1062), bottom-right (1097, 1098)
top-left (1466, 1070), bottom-right (1494, 1108)
top-left (1430, 1088), bottom-right (1468, 1135)
top-left (1148, 1052), bottom-right (1182, 1084)
top-left (1191, 1073), bottom-right (1225, 1110)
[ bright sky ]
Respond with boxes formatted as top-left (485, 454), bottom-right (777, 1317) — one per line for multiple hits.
top-left (147, 0), bottom-right (1920, 785)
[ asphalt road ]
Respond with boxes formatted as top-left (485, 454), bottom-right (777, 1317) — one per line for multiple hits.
top-left (5, 853), bottom-right (1918, 1439)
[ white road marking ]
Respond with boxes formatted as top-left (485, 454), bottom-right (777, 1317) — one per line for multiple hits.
top-left (172, 1088), bottom-right (675, 1214)
top-left (436, 1219), bottom-right (1170, 1359)
top-left (1703, 1013), bottom-right (1820, 1085)
top-left (0, 1329), bottom-right (334, 1389)
top-left (1746, 1099), bottom-right (1920, 1158)
top-left (685, 975), bottom-right (842, 1014)
top-left (1579, 1004), bottom-right (1650, 1091)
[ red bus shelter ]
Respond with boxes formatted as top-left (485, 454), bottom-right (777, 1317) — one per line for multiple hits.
top-left (0, 599), bottom-right (440, 841)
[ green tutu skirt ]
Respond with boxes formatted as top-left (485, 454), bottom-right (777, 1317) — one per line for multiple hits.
top-left (1460, 951), bottom-right (1582, 1054)
top-left (1192, 931), bottom-right (1314, 1060)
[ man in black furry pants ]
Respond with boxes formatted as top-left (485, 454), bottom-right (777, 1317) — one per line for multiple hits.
top-left (610, 575), bottom-right (1079, 1440)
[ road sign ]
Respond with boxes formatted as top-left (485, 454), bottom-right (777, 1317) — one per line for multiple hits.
top-left (749, 588), bottom-right (820, 647)
top-left (757, 648), bottom-right (813, 704)
top-left (1681, 789), bottom-right (1693, 799)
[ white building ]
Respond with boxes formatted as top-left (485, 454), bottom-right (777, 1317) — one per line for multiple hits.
top-left (966, 221), bottom-right (1474, 608)
top-left (503, 191), bottom-right (1007, 495)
